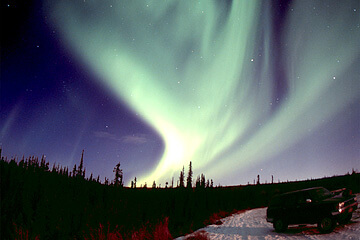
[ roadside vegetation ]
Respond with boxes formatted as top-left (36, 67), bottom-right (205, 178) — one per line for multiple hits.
top-left (1, 149), bottom-right (359, 239)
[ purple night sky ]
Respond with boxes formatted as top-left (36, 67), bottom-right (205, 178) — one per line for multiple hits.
top-left (1, 0), bottom-right (359, 186)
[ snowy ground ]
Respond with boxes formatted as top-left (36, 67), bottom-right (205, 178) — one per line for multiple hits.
top-left (177, 194), bottom-right (360, 240)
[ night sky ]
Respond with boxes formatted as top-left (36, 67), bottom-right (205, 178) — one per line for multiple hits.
top-left (1, 0), bottom-right (359, 186)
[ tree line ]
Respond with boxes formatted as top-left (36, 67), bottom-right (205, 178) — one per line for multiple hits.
top-left (8, 148), bottom-right (213, 190)
top-left (1, 148), bottom-right (359, 239)
top-left (132, 161), bottom-right (215, 190)
top-left (0, 149), bottom-right (221, 239)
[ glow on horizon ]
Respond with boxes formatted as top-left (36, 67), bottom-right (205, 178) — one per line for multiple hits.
top-left (48, 0), bottom-right (360, 185)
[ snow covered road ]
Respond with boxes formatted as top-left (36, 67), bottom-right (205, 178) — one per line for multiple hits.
top-left (201, 208), bottom-right (359, 239)
top-left (178, 194), bottom-right (360, 240)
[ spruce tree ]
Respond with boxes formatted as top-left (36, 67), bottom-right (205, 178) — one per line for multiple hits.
top-left (113, 162), bottom-right (123, 187)
top-left (72, 164), bottom-right (77, 177)
top-left (179, 166), bottom-right (185, 188)
top-left (186, 161), bottom-right (193, 188)
top-left (77, 149), bottom-right (85, 177)
top-left (196, 175), bottom-right (201, 188)
top-left (200, 174), bottom-right (206, 188)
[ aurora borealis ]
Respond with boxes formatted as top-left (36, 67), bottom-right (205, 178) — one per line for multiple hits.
top-left (1, 0), bottom-right (359, 186)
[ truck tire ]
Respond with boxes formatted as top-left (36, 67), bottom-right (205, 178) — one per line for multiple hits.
top-left (318, 216), bottom-right (335, 233)
top-left (274, 219), bottom-right (288, 232)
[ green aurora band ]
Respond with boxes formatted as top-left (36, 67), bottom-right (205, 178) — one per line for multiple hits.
top-left (48, 0), bottom-right (360, 185)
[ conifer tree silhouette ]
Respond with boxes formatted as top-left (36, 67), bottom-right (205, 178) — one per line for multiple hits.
top-left (113, 162), bottom-right (123, 187)
top-left (40, 155), bottom-right (49, 171)
top-left (72, 164), bottom-right (77, 177)
top-left (186, 161), bottom-right (193, 188)
top-left (195, 175), bottom-right (201, 188)
top-left (52, 162), bottom-right (57, 173)
top-left (77, 149), bottom-right (85, 177)
top-left (200, 174), bottom-right (206, 188)
top-left (179, 166), bottom-right (185, 188)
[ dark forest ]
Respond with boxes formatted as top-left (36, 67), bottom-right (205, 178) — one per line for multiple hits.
top-left (1, 149), bottom-right (359, 239)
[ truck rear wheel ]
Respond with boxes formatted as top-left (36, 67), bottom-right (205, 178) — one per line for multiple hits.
top-left (318, 216), bottom-right (335, 233)
top-left (273, 219), bottom-right (288, 232)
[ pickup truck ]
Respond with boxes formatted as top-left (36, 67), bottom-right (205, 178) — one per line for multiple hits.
top-left (266, 187), bottom-right (358, 233)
